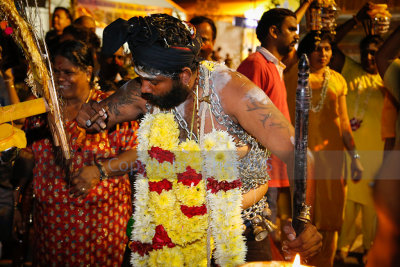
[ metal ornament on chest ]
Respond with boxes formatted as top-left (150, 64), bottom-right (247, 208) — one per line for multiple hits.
top-left (174, 61), bottom-right (275, 241)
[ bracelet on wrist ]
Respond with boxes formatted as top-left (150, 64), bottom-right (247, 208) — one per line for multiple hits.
top-left (4, 80), bottom-right (15, 87)
top-left (95, 161), bottom-right (109, 181)
top-left (352, 151), bottom-right (360, 159)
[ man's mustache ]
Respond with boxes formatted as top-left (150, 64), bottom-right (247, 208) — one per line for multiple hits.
top-left (141, 93), bottom-right (154, 101)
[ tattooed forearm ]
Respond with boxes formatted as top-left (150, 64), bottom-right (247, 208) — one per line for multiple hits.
top-left (259, 113), bottom-right (272, 127)
top-left (102, 79), bottom-right (145, 122)
top-left (267, 119), bottom-right (289, 129)
top-left (246, 95), bottom-right (289, 129)
top-left (107, 89), bottom-right (141, 116)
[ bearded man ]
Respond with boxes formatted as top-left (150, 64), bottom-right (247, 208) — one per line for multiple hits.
top-left (75, 14), bottom-right (322, 265)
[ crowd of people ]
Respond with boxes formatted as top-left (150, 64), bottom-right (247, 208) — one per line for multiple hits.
top-left (0, 0), bottom-right (399, 266)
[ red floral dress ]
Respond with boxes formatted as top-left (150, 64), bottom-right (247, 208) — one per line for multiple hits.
top-left (30, 90), bottom-right (138, 266)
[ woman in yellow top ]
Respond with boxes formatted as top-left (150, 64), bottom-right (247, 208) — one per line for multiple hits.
top-left (296, 31), bottom-right (364, 267)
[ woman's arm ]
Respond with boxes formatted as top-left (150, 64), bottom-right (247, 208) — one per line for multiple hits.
top-left (69, 149), bottom-right (137, 198)
top-left (376, 25), bottom-right (400, 79)
top-left (338, 94), bottom-right (363, 181)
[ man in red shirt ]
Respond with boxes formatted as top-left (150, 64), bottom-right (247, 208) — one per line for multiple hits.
top-left (237, 7), bottom-right (308, 257)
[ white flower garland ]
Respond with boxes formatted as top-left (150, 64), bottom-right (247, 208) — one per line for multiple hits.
top-left (130, 112), bottom-right (246, 266)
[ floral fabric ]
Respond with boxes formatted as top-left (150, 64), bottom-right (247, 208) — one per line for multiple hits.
top-left (30, 90), bottom-right (138, 266)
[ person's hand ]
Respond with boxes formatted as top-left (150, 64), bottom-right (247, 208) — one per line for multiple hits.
top-left (68, 165), bottom-right (101, 198)
top-left (12, 208), bottom-right (25, 241)
top-left (76, 100), bottom-right (108, 132)
top-left (0, 67), bottom-right (14, 81)
top-left (282, 220), bottom-right (322, 263)
top-left (351, 158), bottom-right (363, 182)
top-left (355, 2), bottom-right (374, 22)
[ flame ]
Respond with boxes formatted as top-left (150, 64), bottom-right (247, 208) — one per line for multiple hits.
top-left (293, 254), bottom-right (301, 267)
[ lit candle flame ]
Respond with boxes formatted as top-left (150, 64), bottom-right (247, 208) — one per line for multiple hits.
top-left (293, 254), bottom-right (301, 267)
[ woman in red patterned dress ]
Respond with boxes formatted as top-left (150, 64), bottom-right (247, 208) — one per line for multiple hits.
top-left (28, 40), bottom-right (138, 266)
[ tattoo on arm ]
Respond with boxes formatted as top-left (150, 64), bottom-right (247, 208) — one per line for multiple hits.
top-left (107, 87), bottom-right (142, 117)
top-left (259, 113), bottom-right (272, 126)
top-left (246, 95), bottom-right (288, 129)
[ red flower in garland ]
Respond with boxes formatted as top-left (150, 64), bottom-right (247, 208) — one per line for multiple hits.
top-left (177, 166), bottom-right (202, 187)
top-left (148, 179), bottom-right (173, 194)
top-left (130, 241), bottom-right (153, 256)
top-left (180, 204), bottom-right (207, 218)
top-left (206, 177), bottom-right (242, 193)
top-left (152, 225), bottom-right (175, 250)
top-left (4, 27), bottom-right (13, 35)
top-left (148, 146), bottom-right (175, 164)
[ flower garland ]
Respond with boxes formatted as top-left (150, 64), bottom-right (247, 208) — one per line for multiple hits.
top-left (130, 112), bottom-right (246, 266)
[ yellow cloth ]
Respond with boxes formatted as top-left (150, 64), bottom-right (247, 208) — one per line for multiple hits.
top-left (338, 199), bottom-right (377, 251)
top-left (381, 93), bottom-right (398, 139)
top-left (338, 57), bottom-right (381, 253)
top-left (383, 58), bottom-right (400, 102)
top-left (0, 98), bottom-right (46, 124)
top-left (384, 58), bottom-right (400, 144)
top-left (308, 69), bottom-right (347, 231)
top-left (342, 56), bottom-right (384, 207)
top-left (0, 123), bottom-right (27, 151)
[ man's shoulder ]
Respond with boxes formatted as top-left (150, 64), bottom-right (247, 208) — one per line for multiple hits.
top-left (240, 52), bottom-right (270, 64)
top-left (341, 56), bottom-right (364, 78)
top-left (237, 52), bottom-right (275, 73)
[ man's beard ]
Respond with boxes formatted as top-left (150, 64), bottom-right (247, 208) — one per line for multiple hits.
top-left (278, 42), bottom-right (296, 57)
top-left (142, 80), bottom-right (190, 110)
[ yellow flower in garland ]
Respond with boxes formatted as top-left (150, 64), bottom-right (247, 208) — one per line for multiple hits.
top-left (201, 130), bottom-right (246, 266)
top-left (149, 113), bottom-right (179, 150)
top-left (201, 60), bottom-right (216, 72)
top-left (146, 159), bottom-right (176, 182)
top-left (175, 139), bottom-right (202, 173)
top-left (203, 137), bottom-right (216, 151)
top-left (174, 181), bottom-right (205, 207)
top-left (148, 246), bottom-right (184, 267)
top-left (181, 237), bottom-right (208, 267)
top-left (132, 112), bottom-right (246, 266)
top-left (166, 211), bottom-right (208, 246)
top-left (149, 191), bottom-right (176, 211)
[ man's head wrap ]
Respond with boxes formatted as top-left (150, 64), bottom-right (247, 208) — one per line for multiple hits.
top-left (102, 14), bottom-right (202, 74)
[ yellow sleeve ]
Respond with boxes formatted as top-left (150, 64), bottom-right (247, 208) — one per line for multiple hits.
top-left (383, 58), bottom-right (400, 103)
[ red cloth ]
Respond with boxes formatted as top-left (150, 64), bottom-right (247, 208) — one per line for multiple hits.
top-left (30, 90), bottom-right (139, 266)
top-left (238, 51), bottom-right (290, 188)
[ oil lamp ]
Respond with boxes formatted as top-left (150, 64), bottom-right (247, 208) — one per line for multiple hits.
top-left (240, 253), bottom-right (312, 266)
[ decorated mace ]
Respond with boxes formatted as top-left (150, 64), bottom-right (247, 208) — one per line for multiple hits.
top-left (0, 0), bottom-right (71, 161)
top-left (292, 54), bottom-right (312, 236)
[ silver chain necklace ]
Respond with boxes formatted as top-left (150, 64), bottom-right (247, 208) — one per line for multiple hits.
top-left (173, 106), bottom-right (198, 143)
